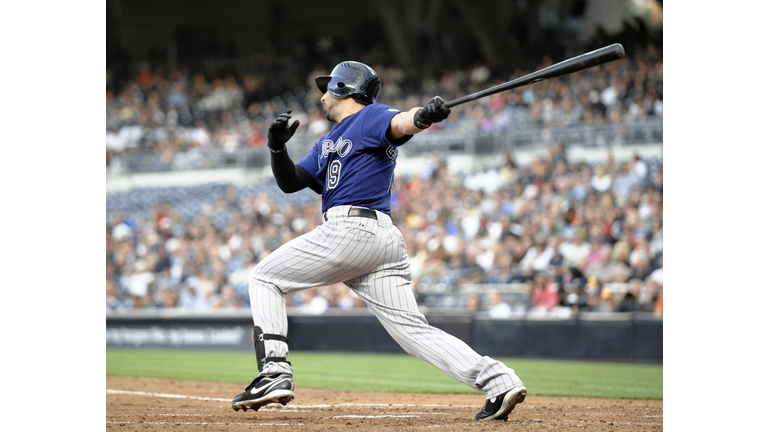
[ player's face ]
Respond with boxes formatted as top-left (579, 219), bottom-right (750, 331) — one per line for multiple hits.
top-left (321, 92), bottom-right (341, 123)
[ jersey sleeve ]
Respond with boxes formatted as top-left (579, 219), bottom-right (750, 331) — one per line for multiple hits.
top-left (361, 104), bottom-right (414, 148)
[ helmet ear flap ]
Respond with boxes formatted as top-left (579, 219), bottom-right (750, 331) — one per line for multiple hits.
top-left (369, 80), bottom-right (381, 103)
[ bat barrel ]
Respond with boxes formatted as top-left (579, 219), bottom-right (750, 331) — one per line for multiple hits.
top-left (444, 43), bottom-right (625, 108)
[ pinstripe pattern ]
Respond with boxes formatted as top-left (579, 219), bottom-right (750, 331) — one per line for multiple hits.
top-left (248, 205), bottom-right (524, 398)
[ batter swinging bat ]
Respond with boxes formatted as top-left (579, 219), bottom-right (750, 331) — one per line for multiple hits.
top-left (444, 43), bottom-right (625, 108)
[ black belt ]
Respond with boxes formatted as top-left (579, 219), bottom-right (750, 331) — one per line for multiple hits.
top-left (324, 207), bottom-right (378, 221)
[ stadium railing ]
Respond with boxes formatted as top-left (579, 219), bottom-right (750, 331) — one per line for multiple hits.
top-left (108, 118), bottom-right (662, 175)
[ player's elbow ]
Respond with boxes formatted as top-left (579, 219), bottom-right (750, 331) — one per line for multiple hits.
top-left (275, 179), bottom-right (303, 194)
top-left (273, 166), bottom-right (320, 194)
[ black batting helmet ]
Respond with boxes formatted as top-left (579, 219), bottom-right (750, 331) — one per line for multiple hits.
top-left (315, 61), bottom-right (381, 104)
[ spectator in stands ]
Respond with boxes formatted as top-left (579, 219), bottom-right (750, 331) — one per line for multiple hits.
top-left (212, 285), bottom-right (241, 309)
top-left (591, 165), bottom-right (612, 193)
top-left (559, 227), bottom-right (590, 272)
top-left (615, 279), bottom-right (642, 312)
top-left (594, 295), bottom-right (615, 313)
top-left (420, 246), bottom-right (449, 284)
top-left (584, 294), bottom-right (601, 312)
top-left (564, 277), bottom-right (588, 311)
top-left (519, 234), bottom-right (553, 276)
top-left (106, 280), bottom-right (128, 312)
top-left (529, 273), bottom-right (560, 312)
top-left (487, 289), bottom-right (513, 318)
top-left (612, 162), bottom-right (641, 202)
top-left (158, 286), bottom-right (179, 308)
top-left (123, 260), bottom-right (154, 307)
top-left (654, 287), bottom-right (663, 316)
top-left (484, 250), bottom-right (514, 284)
top-left (585, 244), bottom-right (613, 280)
top-left (464, 292), bottom-right (481, 312)
top-left (323, 283), bottom-right (355, 310)
top-left (649, 253), bottom-right (663, 286)
top-left (499, 153), bottom-right (518, 187)
top-left (631, 154), bottom-right (649, 186)
top-left (547, 237), bottom-right (565, 284)
top-left (641, 277), bottom-right (661, 313)
top-left (178, 280), bottom-right (212, 311)
top-left (629, 249), bottom-right (653, 281)
top-left (298, 287), bottom-right (329, 315)
top-left (590, 242), bottom-right (632, 284)
top-left (457, 251), bottom-right (486, 285)
top-left (584, 235), bottom-right (607, 271)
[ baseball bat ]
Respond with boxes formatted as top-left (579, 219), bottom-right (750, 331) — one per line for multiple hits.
top-left (444, 43), bottom-right (625, 108)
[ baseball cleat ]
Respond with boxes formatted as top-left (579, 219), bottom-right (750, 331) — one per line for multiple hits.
top-left (232, 373), bottom-right (295, 412)
top-left (474, 386), bottom-right (527, 421)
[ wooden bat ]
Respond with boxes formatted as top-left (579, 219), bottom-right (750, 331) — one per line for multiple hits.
top-left (444, 43), bottom-right (626, 108)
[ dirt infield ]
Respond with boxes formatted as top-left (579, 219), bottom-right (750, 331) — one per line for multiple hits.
top-left (107, 376), bottom-right (662, 431)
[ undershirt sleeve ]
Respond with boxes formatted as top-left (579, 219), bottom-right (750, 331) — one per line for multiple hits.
top-left (271, 150), bottom-right (322, 194)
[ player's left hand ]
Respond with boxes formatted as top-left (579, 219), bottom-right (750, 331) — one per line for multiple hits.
top-left (268, 109), bottom-right (300, 151)
top-left (413, 96), bottom-right (451, 129)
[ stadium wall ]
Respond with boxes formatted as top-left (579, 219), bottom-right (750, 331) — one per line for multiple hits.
top-left (106, 311), bottom-right (663, 362)
top-left (106, 143), bottom-right (663, 193)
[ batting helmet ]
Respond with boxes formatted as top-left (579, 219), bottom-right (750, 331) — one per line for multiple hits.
top-left (315, 61), bottom-right (381, 104)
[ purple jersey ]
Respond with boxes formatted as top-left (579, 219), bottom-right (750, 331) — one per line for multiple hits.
top-left (296, 103), bottom-right (412, 215)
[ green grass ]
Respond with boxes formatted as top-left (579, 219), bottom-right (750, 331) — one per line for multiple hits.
top-left (106, 349), bottom-right (662, 400)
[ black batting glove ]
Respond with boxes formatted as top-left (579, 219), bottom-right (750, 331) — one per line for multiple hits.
top-left (268, 109), bottom-right (300, 151)
top-left (413, 96), bottom-right (451, 129)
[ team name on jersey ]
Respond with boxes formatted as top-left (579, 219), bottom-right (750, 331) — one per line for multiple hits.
top-left (321, 136), bottom-right (353, 159)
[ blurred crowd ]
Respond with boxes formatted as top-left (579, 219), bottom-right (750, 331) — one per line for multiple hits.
top-left (106, 46), bottom-right (662, 166)
top-left (106, 143), bottom-right (663, 317)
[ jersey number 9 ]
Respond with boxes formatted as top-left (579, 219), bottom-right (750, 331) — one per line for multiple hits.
top-left (326, 160), bottom-right (342, 190)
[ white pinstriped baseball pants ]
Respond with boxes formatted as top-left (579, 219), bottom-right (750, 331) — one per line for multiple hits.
top-left (248, 205), bottom-right (524, 398)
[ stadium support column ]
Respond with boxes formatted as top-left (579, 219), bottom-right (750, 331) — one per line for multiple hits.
top-left (373, 1), bottom-right (413, 67)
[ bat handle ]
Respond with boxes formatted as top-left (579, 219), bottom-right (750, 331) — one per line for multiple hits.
top-left (444, 99), bottom-right (460, 109)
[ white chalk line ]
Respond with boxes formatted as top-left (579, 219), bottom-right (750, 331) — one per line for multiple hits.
top-left (332, 415), bottom-right (421, 418)
top-left (106, 421), bottom-right (301, 426)
top-left (107, 389), bottom-right (230, 402)
top-left (339, 403), bottom-right (475, 408)
top-left (107, 389), bottom-right (476, 410)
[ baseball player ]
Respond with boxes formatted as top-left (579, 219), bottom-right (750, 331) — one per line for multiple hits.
top-left (231, 61), bottom-right (527, 421)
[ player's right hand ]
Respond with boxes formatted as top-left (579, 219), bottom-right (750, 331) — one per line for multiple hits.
top-left (413, 96), bottom-right (451, 129)
top-left (268, 109), bottom-right (300, 151)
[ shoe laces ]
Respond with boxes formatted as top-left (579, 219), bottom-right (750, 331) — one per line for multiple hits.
top-left (244, 374), bottom-right (282, 391)
top-left (244, 376), bottom-right (263, 391)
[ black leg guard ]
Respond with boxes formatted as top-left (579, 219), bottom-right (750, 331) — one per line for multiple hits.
top-left (253, 326), bottom-right (294, 372)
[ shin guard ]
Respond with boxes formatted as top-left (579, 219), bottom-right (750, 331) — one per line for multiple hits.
top-left (253, 326), bottom-right (294, 371)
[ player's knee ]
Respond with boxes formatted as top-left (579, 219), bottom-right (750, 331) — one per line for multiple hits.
top-left (249, 265), bottom-right (284, 296)
top-left (249, 265), bottom-right (262, 282)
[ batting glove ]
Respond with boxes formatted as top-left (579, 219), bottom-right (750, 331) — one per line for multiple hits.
top-left (413, 96), bottom-right (451, 129)
top-left (268, 109), bottom-right (300, 152)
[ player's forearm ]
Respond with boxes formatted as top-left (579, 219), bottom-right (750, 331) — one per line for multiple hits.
top-left (389, 108), bottom-right (425, 139)
top-left (270, 151), bottom-right (317, 193)
top-left (389, 97), bottom-right (452, 140)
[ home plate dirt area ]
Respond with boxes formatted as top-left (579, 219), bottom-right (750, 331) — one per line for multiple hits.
top-left (106, 377), bottom-right (662, 431)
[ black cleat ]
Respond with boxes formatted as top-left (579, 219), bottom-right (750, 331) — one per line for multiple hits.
top-left (474, 386), bottom-right (527, 421)
top-left (232, 374), bottom-right (295, 412)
